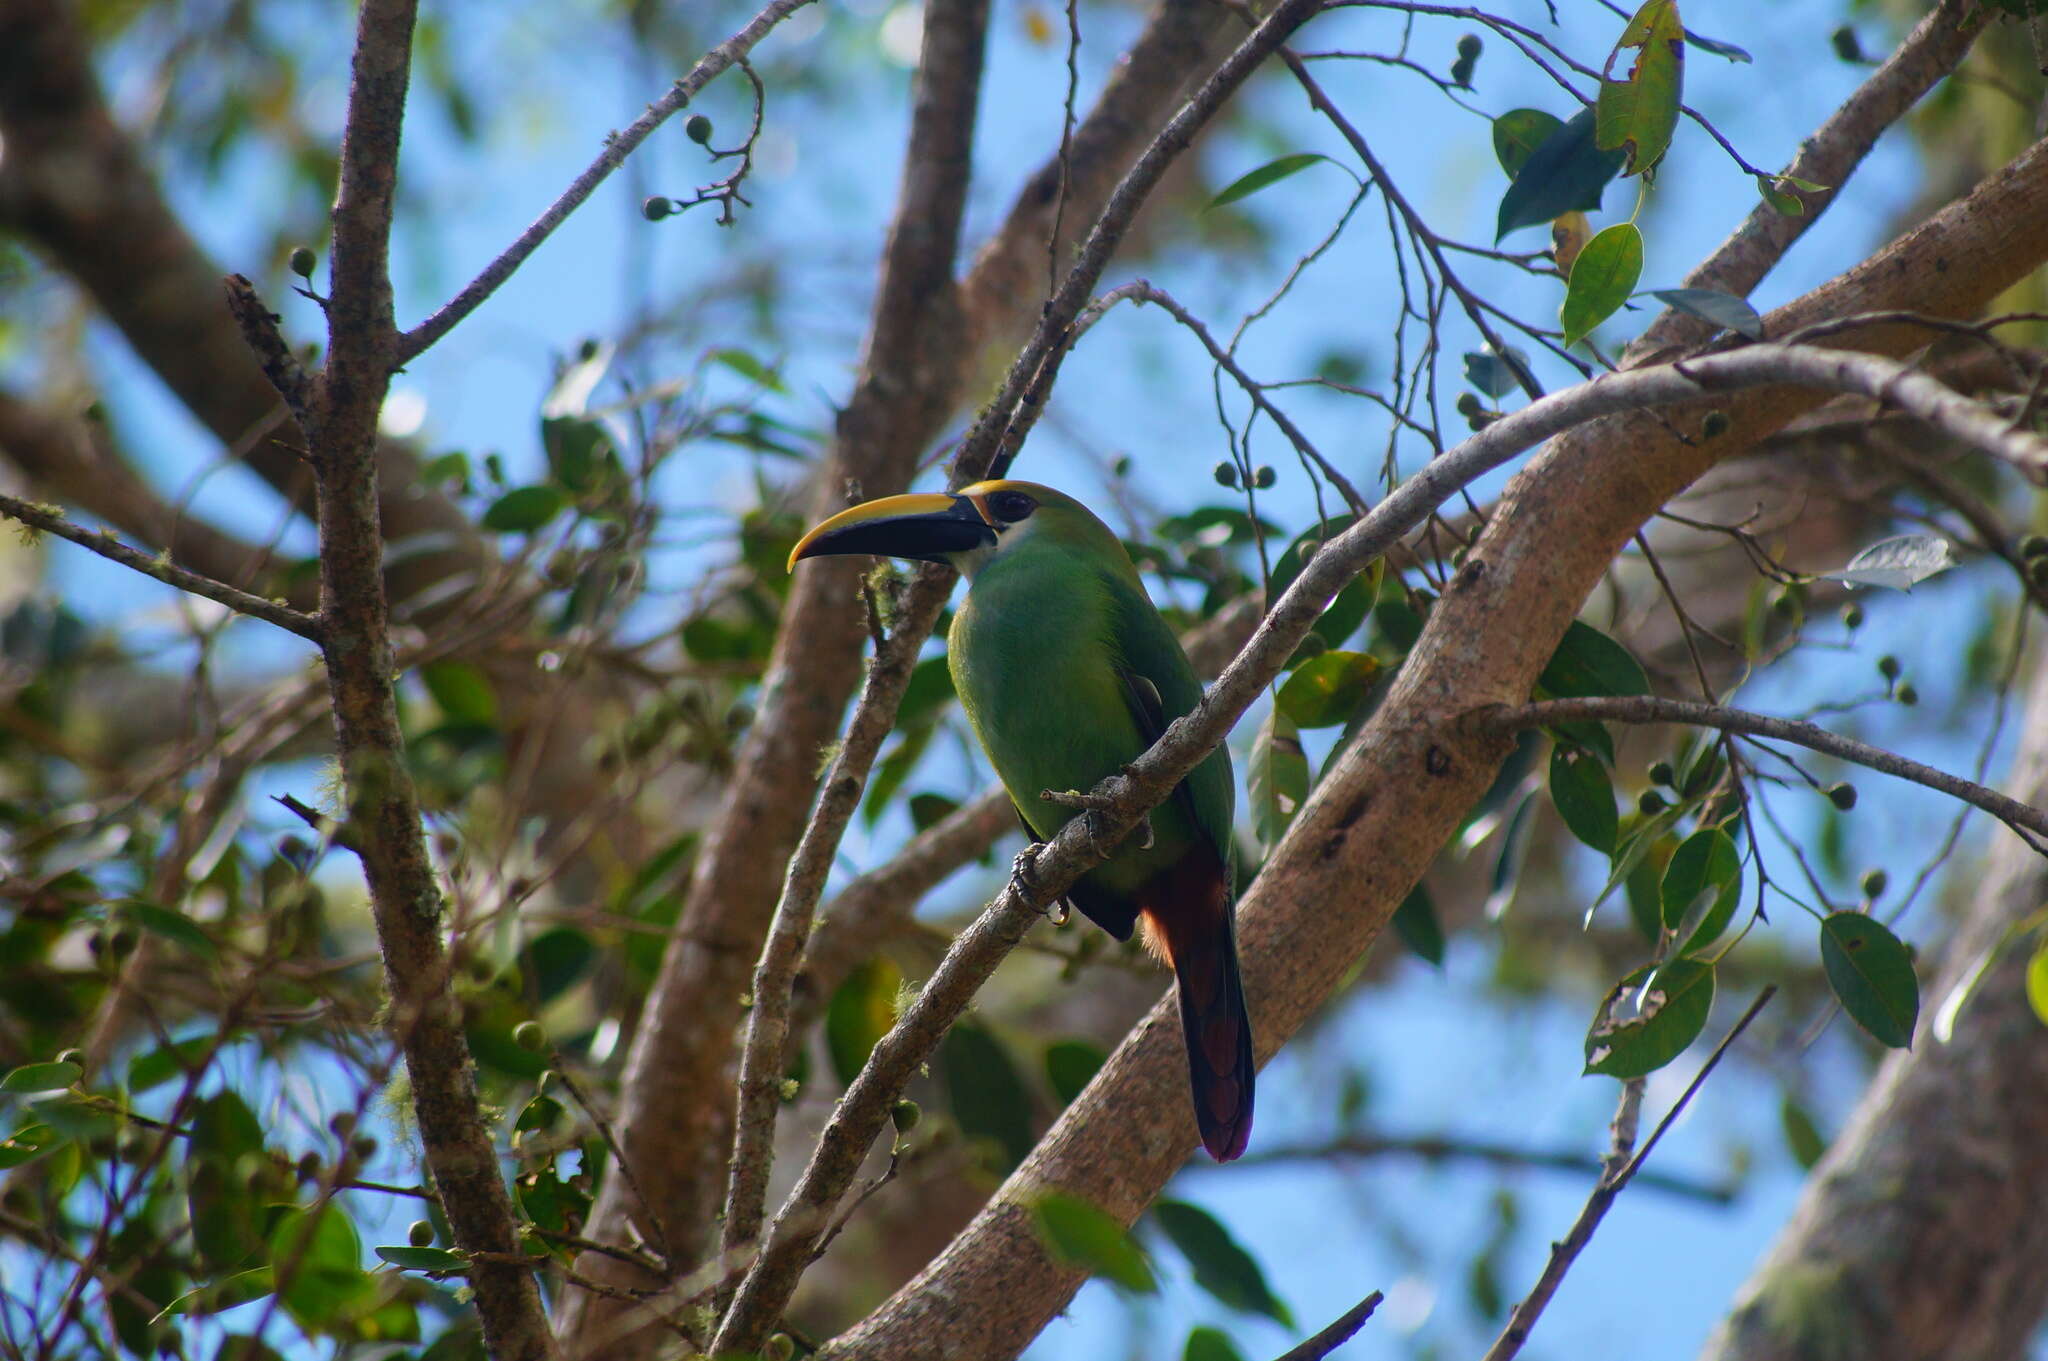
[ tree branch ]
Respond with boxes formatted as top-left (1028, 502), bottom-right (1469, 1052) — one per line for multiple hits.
top-left (562, 1), bottom-right (995, 1346)
top-left (720, 572), bottom-right (952, 1268)
top-left (1230, 1131), bottom-right (1736, 1204)
top-left (1275, 1290), bottom-right (1383, 1361)
top-left (1479, 697), bottom-right (2048, 842)
top-left (394, 0), bottom-right (818, 363)
top-left (282, 3), bottom-right (556, 1358)
top-left (822, 108), bottom-right (2048, 1361)
top-left (0, 491), bottom-right (323, 642)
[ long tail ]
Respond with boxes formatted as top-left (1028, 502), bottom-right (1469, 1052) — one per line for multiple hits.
top-left (1141, 854), bottom-right (1255, 1162)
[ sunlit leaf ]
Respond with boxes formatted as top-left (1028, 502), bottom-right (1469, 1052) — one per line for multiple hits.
top-left (480, 486), bottom-right (565, 534)
top-left (2027, 939), bottom-right (2048, 1029)
top-left (375, 1245), bottom-right (467, 1272)
top-left (1595, 0), bottom-right (1685, 175)
top-left (1821, 533), bottom-right (1958, 591)
top-left (1820, 913), bottom-right (1919, 1048)
top-left (421, 660), bottom-right (498, 725)
top-left (2, 1061), bottom-right (82, 1094)
top-left (1183, 1326), bottom-right (1249, 1361)
top-left (1030, 1190), bottom-right (1156, 1293)
top-left (1584, 959), bottom-right (1715, 1077)
top-left (826, 955), bottom-right (902, 1087)
top-left (1277, 650), bottom-right (1380, 729)
top-left (1561, 223), bottom-right (1642, 347)
top-left (0, 1122), bottom-right (61, 1169)
top-left (708, 346), bottom-right (786, 392)
top-left (1208, 154), bottom-right (1331, 209)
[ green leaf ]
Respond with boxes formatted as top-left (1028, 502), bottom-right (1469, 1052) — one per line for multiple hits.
top-left (1045, 1039), bottom-right (1106, 1106)
top-left (1183, 1326), bottom-right (1249, 1361)
top-left (1496, 106), bottom-right (1626, 239)
top-left (1779, 1095), bottom-right (1827, 1169)
top-left (1392, 883), bottom-right (1445, 966)
top-left (0, 1122), bottom-right (61, 1169)
top-left (1560, 222), bottom-right (1643, 347)
top-left (1153, 1199), bottom-right (1292, 1325)
top-left (1595, 0), bottom-right (1685, 175)
top-left (709, 347), bottom-right (786, 392)
top-left (1208, 154), bottom-right (1330, 209)
top-left (908, 792), bottom-right (959, 832)
top-left (1648, 287), bottom-right (1763, 339)
top-left (1277, 650), bottom-right (1380, 729)
top-left (154, 1267), bottom-right (275, 1322)
top-left (374, 1245), bottom-right (467, 1272)
top-left (2, 1061), bottom-right (81, 1094)
top-left (541, 415), bottom-right (617, 494)
top-left (1756, 174), bottom-right (1806, 216)
top-left (421, 660), bottom-right (498, 725)
top-left (514, 1094), bottom-right (565, 1134)
top-left (2026, 939), bottom-right (2048, 1028)
top-left (480, 485), bottom-right (565, 534)
top-left (127, 1035), bottom-right (214, 1094)
top-left (1660, 827), bottom-right (1740, 952)
top-left (270, 1204), bottom-right (377, 1331)
top-left (1492, 109), bottom-right (1563, 180)
top-left (115, 899), bottom-right (218, 958)
top-left (940, 1022), bottom-right (1035, 1172)
top-left (1249, 708), bottom-right (1309, 850)
top-left (1584, 959), bottom-right (1715, 1077)
top-left (1548, 744), bottom-right (1618, 854)
top-left (1820, 913), bottom-right (1919, 1048)
top-left (1029, 1190), bottom-right (1156, 1293)
top-left (1538, 620), bottom-right (1650, 698)
top-left (826, 955), bottom-right (902, 1087)
top-left (1588, 800), bottom-right (1689, 926)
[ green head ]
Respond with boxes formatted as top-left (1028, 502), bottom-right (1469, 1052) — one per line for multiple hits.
top-left (787, 479), bottom-right (1130, 579)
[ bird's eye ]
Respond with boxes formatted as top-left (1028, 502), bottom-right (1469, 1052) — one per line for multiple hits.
top-left (988, 490), bottom-right (1037, 523)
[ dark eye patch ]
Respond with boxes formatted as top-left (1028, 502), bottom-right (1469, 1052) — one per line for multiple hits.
top-left (989, 490), bottom-right (1037, 523)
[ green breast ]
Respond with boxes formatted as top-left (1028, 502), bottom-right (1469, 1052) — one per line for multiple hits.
top-left (947, 537), bottom-right (1232, 902)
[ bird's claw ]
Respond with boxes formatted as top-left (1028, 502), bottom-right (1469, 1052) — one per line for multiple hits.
top-left (1009, 846), bottom-right (1069, 924)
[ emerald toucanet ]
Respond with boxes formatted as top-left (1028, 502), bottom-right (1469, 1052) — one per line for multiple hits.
top-left (789, 480), bottom-right (1254, 1161)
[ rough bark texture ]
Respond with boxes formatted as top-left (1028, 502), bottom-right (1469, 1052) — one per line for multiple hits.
top-left (819, 131), bottom-right (2048, 1361)
top-left (1697, 652), bottom-right (2048, 1361)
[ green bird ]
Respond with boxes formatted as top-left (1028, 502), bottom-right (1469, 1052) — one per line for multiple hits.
top-left (789, 479), bottom-right (1254, 1161)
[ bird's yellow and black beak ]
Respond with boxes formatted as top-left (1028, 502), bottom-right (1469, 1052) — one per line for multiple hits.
top-left (787, 492), bottom-right (996, 571)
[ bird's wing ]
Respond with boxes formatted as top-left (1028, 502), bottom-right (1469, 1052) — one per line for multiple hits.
top-left (1103, 575), bottom-right (1237, 860)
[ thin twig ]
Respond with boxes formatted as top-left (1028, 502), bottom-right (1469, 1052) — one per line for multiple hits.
top-left (1478, 696), bottom-right (2048, 842)
top-left (0, 491), bottom-right (323, 641)
top-left (395, 0), bottom-right (817, 362)
top-left (1274, 1290), bottom-right (1383, 1361)
top-left (1228, 1132), bottom-right (1736, 1203)
top-left (1482, 988), bottom-right (1776, 1361)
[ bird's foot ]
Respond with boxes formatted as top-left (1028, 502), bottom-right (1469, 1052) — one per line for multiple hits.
top-left (1009, 845), bottom-right (1070, 925)
top-left (1039, 787), bottom-right (1150, 853)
